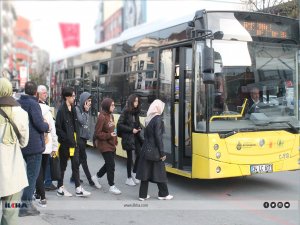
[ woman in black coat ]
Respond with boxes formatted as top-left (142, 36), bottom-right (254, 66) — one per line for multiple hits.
top-left (117, 94), bottom-right (143, 186)
top-left (136, 99), bottom-right (173, 201)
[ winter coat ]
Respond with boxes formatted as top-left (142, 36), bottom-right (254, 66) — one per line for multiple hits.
top-left (117, 109), bottom-right (143, 151)
top-left (76, 92), bottom-right (91, 140)
top-left (136, 115), bottom-right (167, 183)
top-left (55, 101), bottom-right (79, 148)
top-left (39, 103), bottom-right (59, 154)
top-left (94, 111), bottom-right (117, 153)
top-left (0, 105), bottom-right (29, 197)
top-left (18, 95), bottom-right (49, 155)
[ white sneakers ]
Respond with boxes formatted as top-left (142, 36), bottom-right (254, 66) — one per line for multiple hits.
top-left (91, 175), bottom-right (121, 195)
top-left (131, 173), bottom-right (140, 184)
top-left (76, 186), bottom-right (91, 197)
top-left (57, 186), bottom-right (73, 197)
top-left (158, 195), bottom-right (173, 200)
top-left (139, 195), bottom-right (150, 201)
top-left (91, 175), bottom-right (102, 189)
top-left (57, 186), bottom-right (91, 197)
top-left (109, 185), bottom-right (121, 195)
top-left (125, 173), bottom-right (140, 186)
top-left (125, 178), bottom-right (136, 186)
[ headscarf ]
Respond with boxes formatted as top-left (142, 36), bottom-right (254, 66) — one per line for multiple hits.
top-left (0, 77), bottom-right (20, 112)
top-left (145, 99), bottom-right (165, 126)
top-left (101, 98), bottom-right (114, 113)
top-left (0, 77), bottom-right (19, 144)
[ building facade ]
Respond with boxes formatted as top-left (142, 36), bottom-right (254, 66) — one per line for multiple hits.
top-left (94, 0), bottom-right (146, 43)
top-left (0, 0), bottom-right (17, 82)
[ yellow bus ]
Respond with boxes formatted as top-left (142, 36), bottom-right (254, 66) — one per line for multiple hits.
top-left (51, 10), bottom-right (300, 179)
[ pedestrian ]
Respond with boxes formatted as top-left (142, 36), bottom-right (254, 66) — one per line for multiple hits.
top-left (117, 94), bottom-right (143, 186)
top-left (36, 86), bottom-right (57, 191)
top-left (17, 81), bottom-right (50, 217)
top-left (70, 92), bottom-right (95, 187)
top-left (55, 87), bottom-right (91, 197)
top-left (0, 78), bottom-right (29, 225)
top-left (34, 85), bottom-right (59, 207)
top-left (136, 99), bottom-right (173, 201)
top-left (92, 98), bottom-right (121, 194)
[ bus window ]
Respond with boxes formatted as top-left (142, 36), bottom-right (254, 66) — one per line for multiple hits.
top-left (99, 62), bottom-right (108, 75)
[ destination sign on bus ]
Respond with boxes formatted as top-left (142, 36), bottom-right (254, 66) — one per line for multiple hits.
top-left (242, 21), bottom-right (290, 39)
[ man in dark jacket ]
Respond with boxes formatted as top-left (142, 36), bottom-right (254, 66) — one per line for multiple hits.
top-left (18, 81), bottom-right (49, 217)
top-left (55, 87), bottom-right (91, 197)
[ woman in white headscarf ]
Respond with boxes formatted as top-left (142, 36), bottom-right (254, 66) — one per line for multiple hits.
top-left (0, 78), bottom-right (29, 224)
top-left (136, 99), bottom-right (173, 201)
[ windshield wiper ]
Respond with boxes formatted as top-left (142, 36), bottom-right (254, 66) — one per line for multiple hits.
top-left (269, 121), bottom-right (299, 133)
top-left (219, 128), bottom-right (257, 138)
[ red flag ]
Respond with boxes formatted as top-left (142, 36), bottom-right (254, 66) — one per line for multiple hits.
top-left (59, 23), bottom-right (80, 48)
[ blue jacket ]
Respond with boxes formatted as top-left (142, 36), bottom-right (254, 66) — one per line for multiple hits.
top-left (18, 95), bottom-right (49, 155)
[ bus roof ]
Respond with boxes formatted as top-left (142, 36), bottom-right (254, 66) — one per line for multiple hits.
top-left (51, 11), bottom-right (198, 62)
top-left (51, 9), bottom-right (296, 63)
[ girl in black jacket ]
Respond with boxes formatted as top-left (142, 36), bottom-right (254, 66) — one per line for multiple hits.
top-left (117, 94), bottom-right (143, 186)
top-left (136, 99), bottom-right (173, 201)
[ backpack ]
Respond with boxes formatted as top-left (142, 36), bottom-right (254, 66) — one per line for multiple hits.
top-left (116, 123), bottom-right (122, 138)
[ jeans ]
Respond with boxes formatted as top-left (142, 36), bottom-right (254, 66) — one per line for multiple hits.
top-left (44, 156), bottom-right (52, 187)
top-left (97, 151), bottom-right (115, 186)
top-left (1, 192), bottom-right (21, 225)
top-left (35, 154), bottom-right (49, 199)
top-left (21, 154), bottom-right (42, 203)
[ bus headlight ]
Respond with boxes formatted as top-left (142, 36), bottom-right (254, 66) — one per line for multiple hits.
top-left (216, 166), bottom-right (221, 173)
top-left (214, 144), bottom-right (219, 151)
top-left (216, 152), bottom-right (221, 159)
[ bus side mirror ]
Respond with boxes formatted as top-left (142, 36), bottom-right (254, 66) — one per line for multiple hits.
top-left (202, 46), bottom-right (214, 84)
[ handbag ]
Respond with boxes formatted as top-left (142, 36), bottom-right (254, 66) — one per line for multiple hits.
top-left (142, 141), bottom-right (160, 161)
top-left (49, 155), bottom-right (61, 181)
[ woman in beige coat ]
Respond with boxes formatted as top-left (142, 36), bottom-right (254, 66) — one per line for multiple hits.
top-left (0, 78), bottom-right (29, 225)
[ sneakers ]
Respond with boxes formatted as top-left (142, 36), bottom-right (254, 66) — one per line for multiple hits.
top-left (33, 193), bottom-right (40, 201)
top-left (125, 178), bottom-right (136, 186)
top-left (45, 183), bottom-right (57, 191)
top-left (38, 199), bottom-right (47, 208)
top-left (57, 186), bottom-right (73, 197)
top-left (109, 185), bottom-right (121, 195)
top-left (19, 203), bottom-right (40, 217)
top-left (158, 195), bottom-right (173, 200)
top-left (139, 195), bottom-right (150, 201)
top-left (131, 173), bottom-right (140, 184)
top-left (75, 186), bottom-right (91, 197)
top-left (91, 175), bottom-right (102, 189)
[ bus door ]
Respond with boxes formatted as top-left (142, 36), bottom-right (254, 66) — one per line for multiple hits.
top-left (177, 47), bottom-right (193, 170)
top-left (159, 47), bottom-right (192, 170)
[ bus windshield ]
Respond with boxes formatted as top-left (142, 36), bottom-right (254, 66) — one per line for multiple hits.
top-left (195, 39), bottom-right (299, 133)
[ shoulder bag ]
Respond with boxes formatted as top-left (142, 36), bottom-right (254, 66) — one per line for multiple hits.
top-left (142, 141), bottom-right (161, 161)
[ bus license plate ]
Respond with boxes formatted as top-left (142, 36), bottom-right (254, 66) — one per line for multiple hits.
top-left (250, 164), bottom-right (273, 174)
